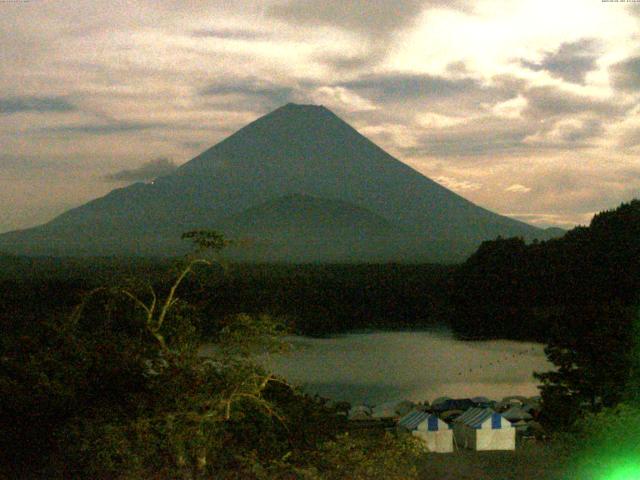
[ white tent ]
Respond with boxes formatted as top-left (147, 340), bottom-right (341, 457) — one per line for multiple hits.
top-left (348, 405), bottom-right (372, 420)
top-left (371, 400), bottom-right (415, 419)
top-left (502, 406), bottom-right (533, 423)
top-left (398, 411), bottom-right (454, 453)
top-left (453, 408), bottom-right (515, 451)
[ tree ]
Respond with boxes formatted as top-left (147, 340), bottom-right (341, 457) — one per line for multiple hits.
top-left (449, 236), bottom-right (537, 340)
top-left (1, 230), bottom-right (426, 479)
top-left (534, 302), bottom-right (636, 428)
top-left (0, 232), bottom-right (294, 478)
top-left (58, 256), bottom-right (295, 478)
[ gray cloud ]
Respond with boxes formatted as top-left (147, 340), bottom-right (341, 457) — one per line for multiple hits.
top-left (410, 115), bottom-right (607, 159)
top-left (523, 85), bottom-right (625, 118)
top-left (200, 77), bottom-right (299, 110)
top-left (104, 157), bottom-right (177, 182)
top-left (393, 80), bottom-right (616, 158)
top-left (520, 39), bottom-right (601, 84)
top-left (183, 140), bottom-right (207, 150)
top-left (617, 166), bottom-right (640, 181)
top-left (619, 127), bottom-right (640, 149)
top-left (336, 72), bottom-right (522, 117)
top-left (325, 72), bottom-right (536, 136)
top-left (516, 166), bottom-right (640, 213)
top-left (0, 154), bottom-right (85, 183)
top-left (410, 115), bottom-right (605, 159)
top-left (333, 72), bottom-right (624, 158)
top-left (190, 28), bottom-right (270, 40)
top-left (43, 121), bottom-right (161, 135)
top-left (0, 154), bottom-right (75, 173)
top-left (341, 73), bottom-right (482, 101)
top-left (269, 0), bottom-right (458, 39)
top-left (0, 96), bottom-right (75, 114)
top-left (609, 55), bottom-right (640, 91)
top-left (319, 53), bottom-right (380, 73)
top-left (403, 117), bottom-right (535, 157)
top-left (270, 0), bottom-right (472, 75)
top-left (556, 118), bottom-right (604, 143)
top-left (446, 61), bottom-right (471, 76)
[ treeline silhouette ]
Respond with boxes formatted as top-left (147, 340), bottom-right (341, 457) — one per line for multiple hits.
top-left (449, 199), bottom-right (640, 341)
top-left (2, 200), bottom-right (639, 342)
top-left (0, 259), bottom-right (453, 338)
top-left (183, 263), bottom-right (453, 336)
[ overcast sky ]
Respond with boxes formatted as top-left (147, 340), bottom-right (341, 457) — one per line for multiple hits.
top-left (1, 0), bottom-right (639, 232)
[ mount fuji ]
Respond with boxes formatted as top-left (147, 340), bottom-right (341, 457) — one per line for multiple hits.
top-left (0, 103), bottom-right (558, 262)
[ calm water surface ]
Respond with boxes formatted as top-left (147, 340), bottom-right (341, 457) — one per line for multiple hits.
top-left (209, 329), bottom-right (554, 405)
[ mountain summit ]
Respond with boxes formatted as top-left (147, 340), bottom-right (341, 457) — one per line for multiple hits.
top-left (0, 103), bottom-right (555, 261)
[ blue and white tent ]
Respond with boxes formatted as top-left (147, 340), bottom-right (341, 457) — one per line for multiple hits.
top-left (398, 411), bottom-right (453, 453)
top-left (452, 408), bottom-right (515, 451)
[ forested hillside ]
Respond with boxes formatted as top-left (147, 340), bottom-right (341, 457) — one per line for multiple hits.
top-left (449, 199), bottom-right (640, 341)
top-left (449, 200), bottom-right (640, 428)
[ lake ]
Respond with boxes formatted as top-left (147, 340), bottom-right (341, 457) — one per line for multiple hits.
top-left (256, 329), bottom-right (553, 405)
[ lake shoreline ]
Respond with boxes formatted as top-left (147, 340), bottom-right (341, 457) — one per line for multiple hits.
top-left (204, 329), bottom-right (553, 405)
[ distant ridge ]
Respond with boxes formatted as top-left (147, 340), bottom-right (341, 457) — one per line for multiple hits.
top-left (0, 103), bottom-right (561, 262)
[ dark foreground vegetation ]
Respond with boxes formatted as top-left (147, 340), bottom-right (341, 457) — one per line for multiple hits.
top-left (450, 200), bottom-right (640, 432)
top-left (0, 257), bottom-right (428, 478)
top-left (450, 200), bottom-right (640, 342)
top-left (0, 259), bottom-right (452, 337)
top-left (2, 200), bottom-right (640, 478)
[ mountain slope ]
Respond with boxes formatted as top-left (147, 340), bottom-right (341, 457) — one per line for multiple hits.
top-left (217, 193), bottom-right (412, 262)
top-left (0, 103), bottom-right (556, 261)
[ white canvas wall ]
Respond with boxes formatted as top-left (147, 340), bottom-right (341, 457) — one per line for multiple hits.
top-left (453, 424), bottom-right (515, 451)
top-left (412, 430), bottom-right (454, 453)
top-left (475, 428), bottom-right (515, 451)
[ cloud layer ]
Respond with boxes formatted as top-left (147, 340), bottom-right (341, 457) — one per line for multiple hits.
top-left (520, 39), bottom-right (601, 84)
top-left (104, 158), bottom-right (178, 182)
top-left (1, 0), bottom-right (639, 232)
top-left (0, 96), bottom-right (76, 114)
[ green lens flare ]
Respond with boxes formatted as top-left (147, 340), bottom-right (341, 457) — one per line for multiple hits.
top-left (600, 460), bottom-right (640, 480)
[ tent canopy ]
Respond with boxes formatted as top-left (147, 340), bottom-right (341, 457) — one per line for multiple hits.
top-left (502, 406), bottom-right (533, 422)
top-left (454, 408), bottom-right (513, 430)
top-left (471, 396), bottom-right (491, 404)
top-left (399, 411), bottom-right (451, 431)
top-left (372, 399), bottom-right (415, 418)
top-left (432, 398), bottom-right (475, 412)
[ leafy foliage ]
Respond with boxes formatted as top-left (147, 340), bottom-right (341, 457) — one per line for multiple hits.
top-left (555, 403), bottom-right (640, 479)
top-left (299, 432), bottom-right (424, 480)
top-left (450, 199), bottom-right (640, 341)
top-left (449, 200), bottom-right (640, 432)
top-left (182, 230), bottom-right (230, 253)
top-left (0, 250), bottom-right (425, 478)
top-left (534, 303), bottom-right (636, 428)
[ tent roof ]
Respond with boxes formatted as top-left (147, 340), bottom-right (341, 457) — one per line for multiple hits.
top-left (372, 399), bottom-right (415, 418)
top-left (502, 406), bottom-right (533, 421)
top-left (398, 411), bottom-right (450, 431)
top-left (454, 408), bottom-right (513, 429)
top-left (433, 398), bottom-right (475, 412)
top-left (502, 395), bottom-right (527, 404)
top-left (471, 396), bottom-right (491, 403)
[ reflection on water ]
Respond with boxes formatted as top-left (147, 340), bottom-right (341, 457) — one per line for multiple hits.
top-left (258, 330), bottom-right (553, 405)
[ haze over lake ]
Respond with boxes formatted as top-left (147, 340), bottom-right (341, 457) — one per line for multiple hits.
top-left (256, 330), bottom-right (552, 405)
